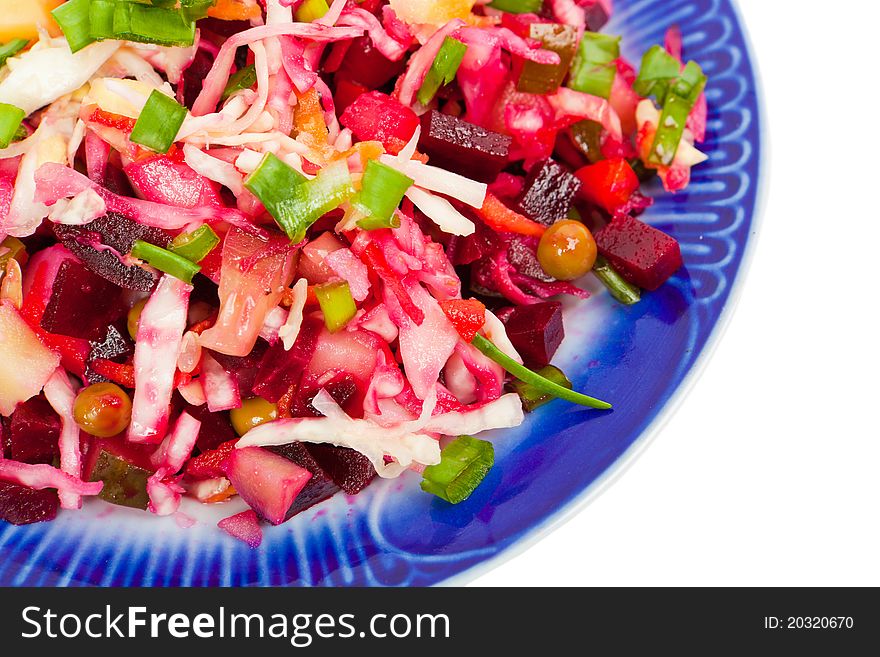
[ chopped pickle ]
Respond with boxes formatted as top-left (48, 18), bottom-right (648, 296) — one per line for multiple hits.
top-left (89, 450), bottom-right (151, 510)
top-left (570, 120), bottom-right (605, 164)
top-left (511, 365), bottom-right (573, 412)
top-left (0, 236), bottom-right (27, 268)
top-left (517, 23), bottom-right (578, 95)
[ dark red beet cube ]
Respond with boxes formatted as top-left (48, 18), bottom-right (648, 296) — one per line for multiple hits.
top-left (305, 445), bottom-right (375, 495)
top-left (186, 405), bottom-right (237, 453)
top-left (54, 212), bottom-right (172, 291)
top-left (584, 3), bottom-right (610, 31)
top-left (0, 481), bottom-right (59, 525)
top-left (514, 160), bottom-right (582, 226)
top-left (252, 315), bottom-right (323, 403)
top-left (40, 259), bottom-right (125, 341)
top-left (340, 91), bottom-right (420, 155)
top-left (336, 36), bottom-right (407, 90)
top-left (8, 396), bottom-right (62, 465)
top-left (209, 339), bottom-right (269, 399)
top-left (293, 373), bottom-right (365, 420)
top-left (595, 215), bottom-right (683, 291)
top-left (85, 324), bottom-right (134, 385)
top-left (502, 301), bottom-right (565, 368)
top-left (507, 236), bottom-right (554, 283)
top-left (269, 443), bottom-right (341, 520)
top-left (418, 111), bottom-right (512, 183)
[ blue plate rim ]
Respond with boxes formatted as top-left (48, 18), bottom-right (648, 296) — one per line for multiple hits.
top-left (444, 0), bottom-right (769, 586)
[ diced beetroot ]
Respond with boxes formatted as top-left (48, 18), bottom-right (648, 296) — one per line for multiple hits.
top-left (336, 36), bottom-right (407, 89)
top-left (446, 220), bottom-right (503, 266)
top-left (85, 324), bottom-right (134, 385)
top-left (217, 510), bottom-right (263, 548)
top-left (185, 439), bottom-right (237, 479)
top-left (0, 481), bottom-right (59, 525)
top-left (305, 444), bottom-right (375, 495)
top-left (268, 442), bottom-right (340, 519)
top-left (340, 91), bottom-right (419, 155)
top-left (502, 301), bottom-right (564, 368)
top-left (514, 160), bottom-right (582, 226)
top-left (224, 446), bottom-right (313, 525)
top-left (186, 404), bottom-right (237, 453)
top-left (208, 339), bottom-right (269, 399)
top-left (8, 396), bottom-right (62, 465)
top-left (500, 12), bottom-right (545, 38)
top-left (252, 315), bottom-right (323, 403)
top-left (584, 2), bottom-right (610, 31)
top-left (594, 215), bottom-right (683, 291)
top-left (333, 77), bottom-right (369, 115)
top-left (297, 231), bottom-right (345, 285)
top-left (53, 212), bottom-right (172, 291)
top-left (301, 327), bottom-right (383, 393)
top-left (292, 372), bottom-right (365, 420)
top-left (125, 156), bottom-right (222, 209)
top-left (507, 235), bottom-right (554, 283)
top-left (418, 110), bottom-right (512, 183)
top-left (40, 259), bottom-right (126, 341)
top-left (180, 46), bottom-right (217, 110)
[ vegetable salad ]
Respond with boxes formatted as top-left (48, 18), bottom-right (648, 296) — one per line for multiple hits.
top-left (0, 0), bottom-right (708, 546)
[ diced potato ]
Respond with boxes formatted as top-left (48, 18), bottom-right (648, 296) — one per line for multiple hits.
top-left (0, 301), bottom-right (61, 417)
top-left (0, 0), bottom-right (64, 44)
top-left (388, 0), bottom-right (475, 25)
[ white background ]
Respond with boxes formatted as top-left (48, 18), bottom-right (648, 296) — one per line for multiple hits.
top-left (474, 0), bottom-right (880, 586)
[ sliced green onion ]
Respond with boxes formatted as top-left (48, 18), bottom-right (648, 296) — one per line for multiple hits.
top-left (632, 45), bottom-right (681, 103)
top-left (131, 240), bottom-right (201, 284)
top-left (222, 65), bottom-right (257, 101)
top-left (0, 103), bottom-right (26, 149)
top-left (569, 32), bottom-right (621, 100)
top-left (179, 0), bottom-right (218, 21)
top-left (130, 90), bottom-right (187, 154)
top-left (354, 160), bottom-right (413, 230)
top-left (592, 255), bottom-right (641, 305)
top-left (244, 155), bottom-right (355, 244)
top-left (0, 39), bottom-right (29, 68)
top-left (417, 37), bottom-right (467, 106)
top-left (88, 0), bottom-right (116, 41)
top-left (648, 61), bottom-right (706, 166)
top-left (421, 435), bottom-right (494, 505)
top-left (488, 0), bottom-right (544, 13)
top-left (53, 0), bottom-right (95, 53)
top-left (112, 2), bottom-right (197, 48)
top-left (295, 0), bottom-right (330, 23)
top-left (511, 365), bottom-right (573, 412)
top-left (315, 281), bottom-right (357, 333)
top-left (517, 24), bottom-right (578, 95)
top-left (170, 225), bottom-right (220, 263)
top-left (472, 333), bottom-right (612, 410)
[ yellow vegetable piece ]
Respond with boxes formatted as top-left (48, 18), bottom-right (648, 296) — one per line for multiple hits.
top-left (388, 0), bottom-right (475, 26)
top-left (0, 0), bottom-right (64, 44)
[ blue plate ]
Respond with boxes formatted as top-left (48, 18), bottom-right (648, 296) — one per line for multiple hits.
top-left (0, 0), bottom-right (763, 587)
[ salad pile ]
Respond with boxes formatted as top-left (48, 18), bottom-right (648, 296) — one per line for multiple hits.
top-left (0, 0), bottom-right (708, 546)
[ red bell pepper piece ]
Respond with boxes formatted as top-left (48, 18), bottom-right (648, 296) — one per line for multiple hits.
top-left (333, 77), bottom-right (370, 115)
top-left (90, 359), bottom-right (192, 390)
top-left (339, 91), bottom-right (419, 155)
top-left (594, 214), bottom-right (682, 291)
top-left (473, 193), bottom-right (547, 238)
top-left (185, 439), bottom-right (238, 479)
top-left (89, 108), bottom-right (137, 133)
top-left (574, 158), bottom-right (640, 215)
top-left (439, 299), bottom-right (486, 343)
top-left (360, 242), bottom-right (424, 325)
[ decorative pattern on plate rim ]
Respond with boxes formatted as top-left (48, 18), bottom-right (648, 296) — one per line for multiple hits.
top-left (0, 0), bottom-right (762, 587)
